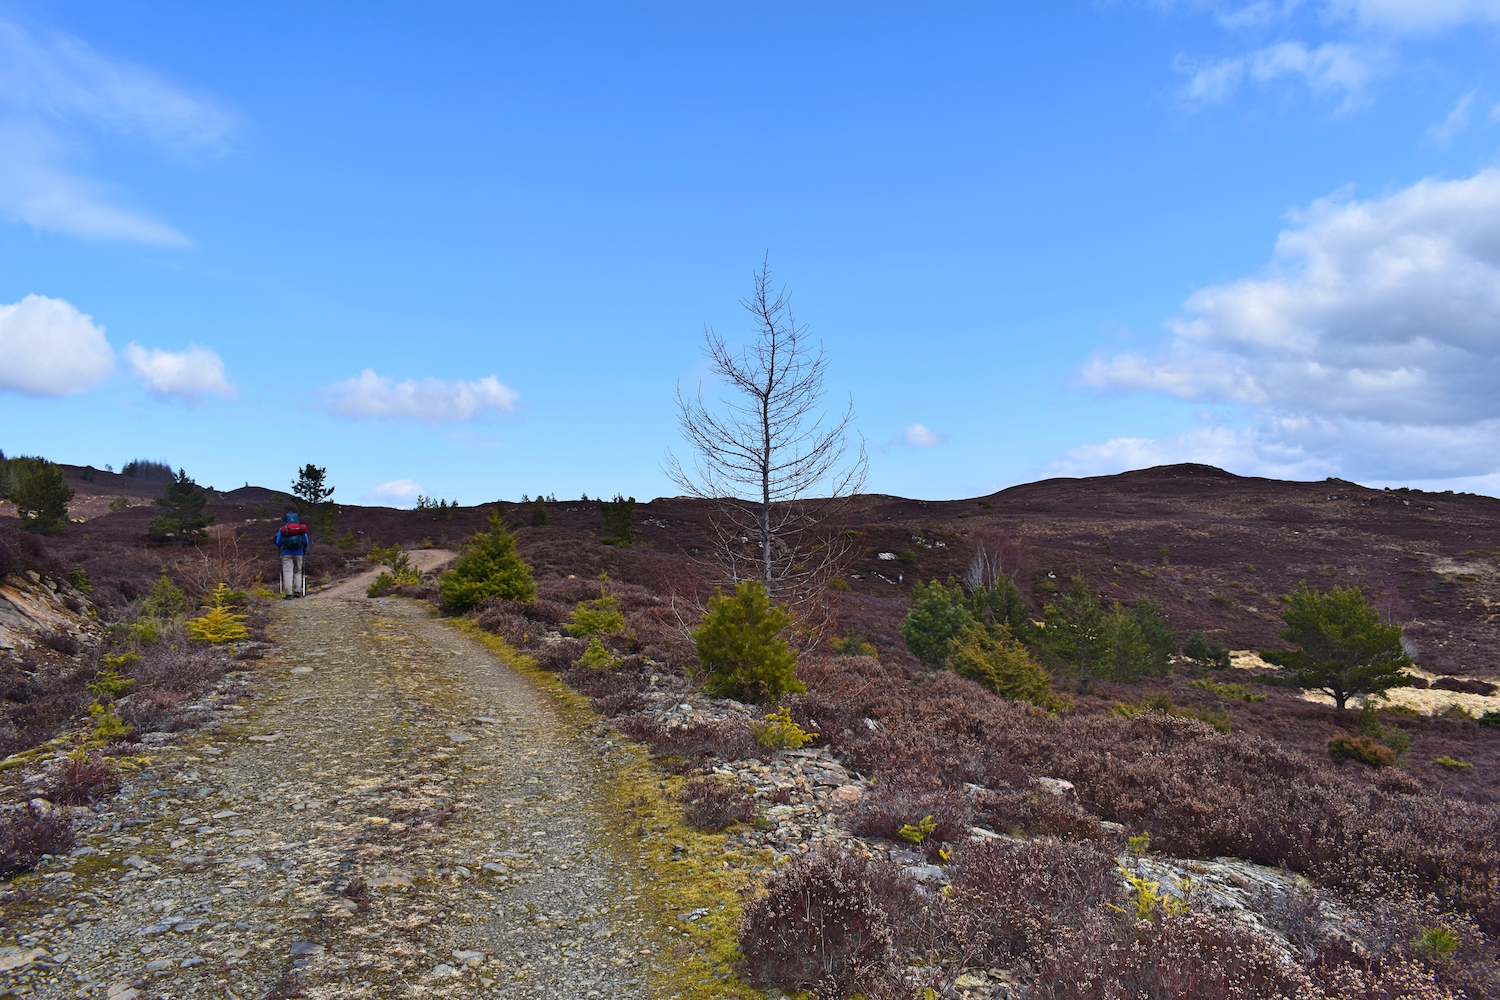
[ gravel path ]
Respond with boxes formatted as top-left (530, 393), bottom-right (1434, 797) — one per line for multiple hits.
top-left (8, 568), bottom-right (660, 999)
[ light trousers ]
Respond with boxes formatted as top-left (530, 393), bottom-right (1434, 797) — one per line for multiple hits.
top-left (281, 554), bottom-right (305, 595)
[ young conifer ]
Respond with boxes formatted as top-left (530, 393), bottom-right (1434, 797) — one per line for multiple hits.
top-left (438, 510), bottom-right (536, 612)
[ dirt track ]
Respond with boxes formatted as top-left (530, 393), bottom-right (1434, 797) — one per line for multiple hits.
top-left (11, 559), bottom-right (659, 999)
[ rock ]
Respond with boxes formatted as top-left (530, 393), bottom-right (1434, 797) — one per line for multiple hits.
top-left (430, 962), bottom-right (460, 977)
top-left (236, 855), bottom-right (266, 870)
top-left (289, 941), bottom-right (325, 957)
top-left (124, 854), bottom-right (151, 870)
top-left (829, 784), bottom-right (863, 805)
top-left (370, 874), bottom-right (414, 889)
top-left (447, 731), bottom-right (472, 743)
top-left (291, 666), bottom-right (313, 675)
top-left (452, 949), bottom-right (486, 966)
top-left (0, 946), bottom-right (46, 971)
top-left (1034, 776), bottom-right (1075, 798)
top-left (247, 734), bottom-right (281, 742)
top-left (901, 863), bottom-right (945, 882)
top-left (968, 826), bottom-right (1003, 842)
top-left (107, 985), bottom-right (141, 1000)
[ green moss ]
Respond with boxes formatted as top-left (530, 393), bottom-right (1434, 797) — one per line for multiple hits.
top-left (453, 620), bottom-right (769, 999)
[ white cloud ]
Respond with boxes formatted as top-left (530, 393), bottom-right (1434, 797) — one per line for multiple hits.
top-left (1174, 0), bottom-right (1500, 32)
top-left (322, 370), bottom-right (520, 423)
top-left (1428, 91), bottom-right (1477, 148)
top-left (0, 294), bottom-right (113, 395)
top-left (1177, 41), bottom-right (1378, 108)
top-left (1078, 169), bottom-right (1500, 483)
top-left (0, 18), bottom-right (232, 244)
top-left (1323, 0), bottom-right (1500, 32)
top-left (122, 343), bottom-right (235, 401)
top-left (1051, 425), bottom-right (1330, 480)
top-left (361, 479), bottom-right (425, 506)
top-left (902, 422), bottom-right (943, 447)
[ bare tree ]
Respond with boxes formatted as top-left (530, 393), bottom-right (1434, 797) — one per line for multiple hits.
top-left (962, 528), bottom-right (1025, 595)
top-left (665, 258), bottom-right (868, 628)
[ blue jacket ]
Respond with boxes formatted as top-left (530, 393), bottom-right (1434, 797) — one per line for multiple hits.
top-left (275, 513), bottom-right (312, 555)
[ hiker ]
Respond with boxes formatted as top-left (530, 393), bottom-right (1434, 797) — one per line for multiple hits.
top-left (275, 512), bottom-right (311, 598)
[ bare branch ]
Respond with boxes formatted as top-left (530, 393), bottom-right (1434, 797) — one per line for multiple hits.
top-left (663, 256), bottom-right (868, 638)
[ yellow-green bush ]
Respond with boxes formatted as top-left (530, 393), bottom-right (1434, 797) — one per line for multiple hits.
top-left (185, 583), bottom-right (250, 644)
top-left (576, 637), bottom-right (617, 670)
top-left (566, 578), bottom-right (626, 637)
top-left (946, 622), bottom-right (1053, 706)
top-left (753, 705), bottom-right (816, 750)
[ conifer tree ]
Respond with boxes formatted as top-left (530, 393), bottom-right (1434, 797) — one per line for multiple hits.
top-left (438, 511), bottom-right (536, 612)
top-left (12, 462), bottom-right (74, 534)
top-left (147, 469), bottom-right (214, 544)
top-left (1264, 582), bottom-right (1413, 710)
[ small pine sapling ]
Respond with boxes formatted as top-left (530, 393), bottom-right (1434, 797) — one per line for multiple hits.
top-left (185, 583), bottom-right (250, 644)
top-left (692, 580), bottom-right (803, 704)
top-left (753, 706), bottom-right (817, 750)
top-left (438, 511), bottom-right (537, 612)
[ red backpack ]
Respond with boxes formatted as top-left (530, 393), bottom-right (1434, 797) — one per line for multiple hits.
top-left (280, 522), bottom-right (308, 550)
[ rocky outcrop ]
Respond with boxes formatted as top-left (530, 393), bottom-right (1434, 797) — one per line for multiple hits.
top-left (0, 571), bottom-right (100, 653)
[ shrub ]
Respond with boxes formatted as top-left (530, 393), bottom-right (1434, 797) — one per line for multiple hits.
top-left (1029, 907), bottom-right (1314, 1000)
top-left (945, 622), bottom-right (1053, 706)
top-left (141, 571), bottom-right (189, 620)
top-left (1328, 732), bottom-right (1397, 768)
top-left (598, 494), bottom-right (636, 547)
top-left (1191, 679), bottom-right (1266, 702)
top-left (576, 637), bottom-right (616, 670)
top-left (1184, 631), bottom-right (1232, 670)
top-left (1314, 960), bottom-right (1455, 1000)
top-left (849, 775), bottom-right (971, 856)
top-left (899, 578), bottom-right (977, 666)
top-left (738, 847), bottom-right (909, 999)
top-left (754, 705), bottom-right (817, 750)
top-left (146, 469), bottom-right (213, 544)
top-left (565, 582), bottom-right (626, 637)
top-left (367, 546), bottom-right (422, 596)
top-left (11, 462), bottom-right (74, 533)
top-left (0, 805), bottom-right (74, 876)
top-left (67, 564), bottom-right (92, 594)
top-left (38, 628), bottom-right (79, 655)
top-left (677, 776), bottom-right (754, 831)
top-left (614, 714), bottom-right (757, 763)
top-left (47, 752), bottom-right (120, 805)
top-left (89, 702), bottom-right (133, 741)
top-left (1433, 755), bottom-right (1474, 770)
top-left (438, 512), bottom-right (536, 612)
top-left (693, 580), bottom-right (802, 704)
top-left (946, 838), bottom-right (1116, 964)
top-left (830, 630), bottom-right (876, 658)
top-left (185, 584), bottom-right (250, 644)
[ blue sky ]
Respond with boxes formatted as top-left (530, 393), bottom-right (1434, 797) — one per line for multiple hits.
top-left (3, 1), bottom-right (1500, 504)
